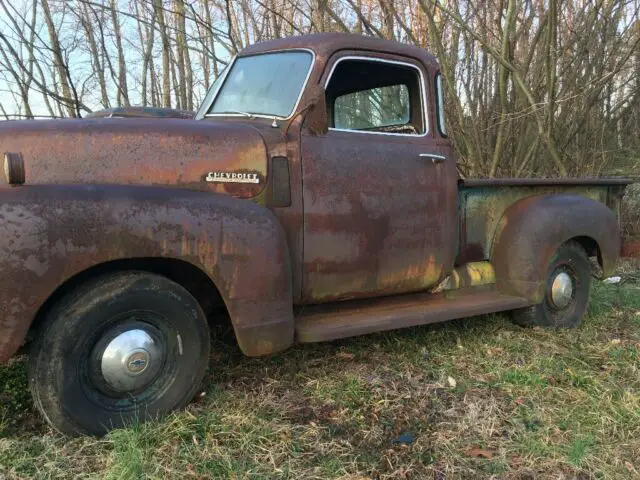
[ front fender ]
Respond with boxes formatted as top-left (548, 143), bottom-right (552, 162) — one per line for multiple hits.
top-left (0, 185), bottom-right (293, 361)
top-left (491, 194), bottom-right (620, 302)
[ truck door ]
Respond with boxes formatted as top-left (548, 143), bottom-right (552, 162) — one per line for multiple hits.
top-left (300, 53), bottom-right (458, 303)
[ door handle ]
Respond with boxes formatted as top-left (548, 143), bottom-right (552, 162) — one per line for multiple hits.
top-left (419, 153), bottom-right (446, 164)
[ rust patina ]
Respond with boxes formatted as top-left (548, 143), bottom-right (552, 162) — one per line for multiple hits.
top-left (0, 119), bottom-right (268, 198)
top-left (0, 185), bottom-right (293, 361)
top-left (0, 33), bottom-right (634, 364)
top-left (457, 180), bottom-right (629, 265)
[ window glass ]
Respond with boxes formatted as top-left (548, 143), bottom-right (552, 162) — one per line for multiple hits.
top-left (208, 51), bottom-right (312, 118)
top-left (194, 64), bottom-right (228, 120)
top-left (326, 58), bottom-right (425, 135)
top-left (334, 84), bottom-right (410, 131)
top-left (435, 73), bottom-right (447, 136)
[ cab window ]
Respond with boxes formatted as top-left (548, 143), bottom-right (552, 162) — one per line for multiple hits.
top-left (326, 58), bottom-right (426, 135)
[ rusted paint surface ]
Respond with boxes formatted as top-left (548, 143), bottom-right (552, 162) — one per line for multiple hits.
top-left (301, 130), bottom-right (456, 302)
top-left (237, 34), bottom-right (450, 305)
top-left (0, 185), bottom-right (294, 362)
top-left (296, 286), bottom-right (531, 342)
top-left (240, 32), bottom-right (441, 71)
top-left (491, 194), bottom-right (621, 302)
top-left (0, 118), bottom-right (268, 198)
top-left (432, 261), bottom-right (496, 292)
top-left (0, 32), bottom-right (633, 365)
top-left (457, 185), bottom-right (614, 264)
top-left (85, 107), bottom-right (194, 119)
top-left (299, 45), bottom-right (457, 303)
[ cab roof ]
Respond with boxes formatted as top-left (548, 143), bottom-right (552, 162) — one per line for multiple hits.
top-left (239, 33), bottom-right (439, 69)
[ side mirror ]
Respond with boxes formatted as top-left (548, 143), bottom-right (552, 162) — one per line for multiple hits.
top-left (303, 84), bottom-right (328, 136)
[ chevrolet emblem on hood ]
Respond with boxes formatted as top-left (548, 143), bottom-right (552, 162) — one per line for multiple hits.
top-left (206, 171), bottom-right (260, 184)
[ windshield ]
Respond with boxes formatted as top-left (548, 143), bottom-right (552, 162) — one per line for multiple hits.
top-left (194, 64), bottom-right (228, 120)
top-left (205, 51), bottom-right (313, 119)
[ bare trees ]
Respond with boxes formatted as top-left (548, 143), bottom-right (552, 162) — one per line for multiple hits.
top-left (415, 0), bottom-right (639, 176)
top-left (0, 0), bottom-right (637, 177)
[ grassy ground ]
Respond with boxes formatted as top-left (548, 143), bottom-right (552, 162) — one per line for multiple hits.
top-left (1, 263), bottom-right (639, 479)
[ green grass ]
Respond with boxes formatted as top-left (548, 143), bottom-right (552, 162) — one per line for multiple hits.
top-left (1, 264), bottom-right (639, 479)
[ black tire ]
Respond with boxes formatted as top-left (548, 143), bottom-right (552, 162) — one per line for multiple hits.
top-left (28, 272), bottom-right (210, 436)
top-left (511, 241), bottom-right (591, 328)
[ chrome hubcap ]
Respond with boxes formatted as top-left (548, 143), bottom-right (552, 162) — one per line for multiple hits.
top-left (100, 329), bottom-right (164, 393)
top-left (550, 272), bottom-right (574, 309)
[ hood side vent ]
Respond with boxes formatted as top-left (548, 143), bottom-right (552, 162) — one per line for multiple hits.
top-left (266, 156), bottom-right (291, 207)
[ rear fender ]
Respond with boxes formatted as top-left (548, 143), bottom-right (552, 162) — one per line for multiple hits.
top-left (0, 185), bottom-right (293, 362)
top-left (491, 194), bottom-right (620, 302)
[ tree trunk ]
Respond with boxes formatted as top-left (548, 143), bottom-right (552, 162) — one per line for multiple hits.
top-left (155, 0), bottom-right (172, 108)
top-left (174, 0), bottom-right (188, 110)
top-left (40, 0), bottom-right (76, 117)
top-left (80, 1), bottom-right (110, 108)
top-left (110, 0), bottom-right (129, 106)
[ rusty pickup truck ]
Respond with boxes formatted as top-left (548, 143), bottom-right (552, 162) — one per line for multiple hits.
top-left (0, 33), bottom-right (633, 436)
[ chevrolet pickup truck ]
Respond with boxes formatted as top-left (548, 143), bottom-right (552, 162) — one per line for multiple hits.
top-left (0, 33), bottom-right (633, 436)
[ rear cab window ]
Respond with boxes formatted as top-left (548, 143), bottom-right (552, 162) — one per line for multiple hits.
top-left (435, 73), bottom-right (447, 137)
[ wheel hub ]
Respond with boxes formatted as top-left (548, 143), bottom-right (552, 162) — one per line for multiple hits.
top-left (550, 271), bottom-right (574, 309)
top-left (100, 329), bottom-right (164, 393)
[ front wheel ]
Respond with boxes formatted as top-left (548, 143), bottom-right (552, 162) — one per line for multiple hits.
top-left (511, 241), bottom-right (591, 328)
top-left (29, 272), bottom-right (210, 436)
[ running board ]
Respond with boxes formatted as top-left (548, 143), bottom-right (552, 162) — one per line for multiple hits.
top-left (295, 288), bottom-right (532, 343)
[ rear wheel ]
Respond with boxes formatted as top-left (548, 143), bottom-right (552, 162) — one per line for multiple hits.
top-left (28, 272), bottom-right (210, 436)
top-left (511, 241), bottom-right (591, 328)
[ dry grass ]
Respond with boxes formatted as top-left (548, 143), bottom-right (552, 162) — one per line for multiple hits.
top-left (1, 264), bottom-right (639, 479)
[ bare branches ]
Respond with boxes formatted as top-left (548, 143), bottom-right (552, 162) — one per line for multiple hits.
top-left (0, 0), bottom-right (636, 177)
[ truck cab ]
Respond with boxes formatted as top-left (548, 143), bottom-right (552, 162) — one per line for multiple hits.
top-left (196, 34), bottom-right (459, 304)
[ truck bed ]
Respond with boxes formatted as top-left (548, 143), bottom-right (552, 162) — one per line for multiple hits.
top-left (456, 177), bottom-right (633, 265)
top-left (462, 177), bottom-right (632, 187)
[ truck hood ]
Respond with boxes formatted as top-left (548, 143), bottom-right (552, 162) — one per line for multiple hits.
top-left (0, 118), bottom-right (269, 198)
